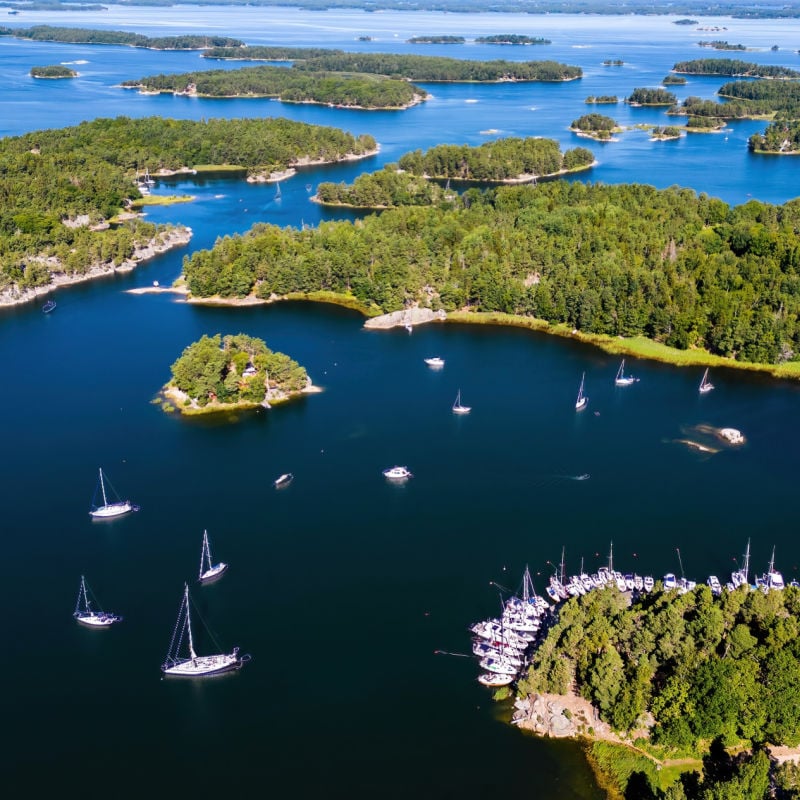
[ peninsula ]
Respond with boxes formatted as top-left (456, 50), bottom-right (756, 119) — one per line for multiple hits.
top-left (162, 333), bottom-right (314, 416)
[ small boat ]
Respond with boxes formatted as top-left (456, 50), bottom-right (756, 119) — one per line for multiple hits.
top-left (663, 573), bottom-right (677, 590)
top-left (643, 576), bottom-right (654, 592)
top-left (707, 575), bottom-right (722, 596)
top-left (718, 427), bottom-right (744, 445)
top-left (452, 389), bottom-right (471, 415)
top-left (89, 468), bottom-right (138, 519)
top-left (42, 299), bottom-right (56, 314)
top-left (478, 672), bottom-right (514, 687)
top-left (575, 372), bottom-right (588, 411)
top-left (383, 465), bottom-right (412, 480)
top-left (274, 473), bottom-right (293, 488)
top-left (424, 356), bottom-right (445, 368)
top-left (479, 656), bottom-right (519, 676)
top-left (699, 368), bottom-right (714, 394)
top-left (198, 530), bottom-right (227, 584)
top-left (161, 583), bottom-right (249, 678)
top-left (614, 359), bottom-right (638, 387)
top-left (73, 575), bottom-right (122, 627)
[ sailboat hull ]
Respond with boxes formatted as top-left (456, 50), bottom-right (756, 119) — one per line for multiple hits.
top-left (89, 501), bottom-right (134, 519)
top-left (162, 651), bottom-right (245, 677)
top-left (74, 611), bottom-right (122, 627)
top-left (199, 563), bottom-right (228, 583)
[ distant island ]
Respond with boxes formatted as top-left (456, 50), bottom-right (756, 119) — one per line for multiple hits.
top-left (698, 40), bottom-right (746, 50)
top-left (0, 25), bottom-right (243, 50)
top-left (202, 45), bottom-right (343, 61)
top-left (474, 34), bottom-right (551, 45)
top-left (570, 112), bottom-right (620, 140)
top-left (651, 126), bottom-right (683, 140)
top-left (30, 65), bottom-right (76, 79)
top-left (626, 87), bottom-right (677, 106)
top-left (162, 333), bottom-right (314, 416)
top-left (585, 95), bottom-right (618, 104)
top-left (672, 58), bottom-right (800, 78)
top-left (407, 35), bottom-right (465, 44)
top-left (663, 75), bottom-right (687, 85)
top-left (602, 59), bottom-right (624, 66)
top-left (673, 18), bottom-right (698, 24)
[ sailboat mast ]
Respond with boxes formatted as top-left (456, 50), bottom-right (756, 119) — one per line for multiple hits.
top-left (608, 541), bottom-right (614, 573)
top-left (200, 531), bottom-right (209, 577)
top-left (769, 546), bottom-right (776, 574)
top-left (559, 547), bottom-right (566, 584)
top-left (676, 548), bottom-right (685, 579)
top-left (76, 576), bottom-right (87, 614)
top-left (743, 538), bottom-right (751, 586)
top-left (99, 469), bottom-right (108, 507)
top-left (184, 584), bottom-right (198, 660)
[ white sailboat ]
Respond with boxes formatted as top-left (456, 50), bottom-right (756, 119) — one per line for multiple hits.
top-left (452, 389), bottom-right (471, 415)
top-left (699, 368), bottom-right (714, 394)
top-left (275, 182), bottom-right (282, 201)
top-left (73, 575), bottom-right (122, 627)
top-left (198, 530), bottom-right (228, 584)
top-left (575, 372), bottom-right (588, 411)
top-left (161, 583), bottom-right (248, 677)
top-left (89, 468), bottom-right (138, 519)
top-left (614, 360), bottom-right (638, 386)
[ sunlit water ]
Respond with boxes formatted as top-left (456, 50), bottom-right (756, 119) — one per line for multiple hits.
top-left (3, 7), bottom-right (800, 797)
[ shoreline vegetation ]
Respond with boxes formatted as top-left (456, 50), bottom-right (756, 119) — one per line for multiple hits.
top-left (30, 65), bottom-right (77, 79)
top-left (0, 26), bottom-right (244, 50)
top-left (160, 333), bottom-right (315, 417)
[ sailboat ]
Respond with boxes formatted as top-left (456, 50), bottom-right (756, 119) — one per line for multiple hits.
top-left (275, 182), bottom-right (282, 201)
top-left (161, 583), bottom-right (249, 677)
top-left (699, 368), bottom-right (714, 394)
top-left (89, 468), bottom-right (138, 519)
top-left (614, 360), bottom-right (638, 386)
top-left (575, 372), bottom-right (588, 411)
top-left (452, 389), bottom-right (471, 415)
top-left (198, 530), bottom-right (228, 584)
top-left (73, 575), bottom-right (122, 627)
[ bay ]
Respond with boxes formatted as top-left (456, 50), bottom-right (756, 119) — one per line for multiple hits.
top-left (3, 6), bottom-right (800, 798)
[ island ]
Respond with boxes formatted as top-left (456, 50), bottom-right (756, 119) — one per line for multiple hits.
top-left (602, 59), bottom-right (624, 66)
top-left (673, 18), bottom-right (698, 25)
top-left (30, 65), bottom-right (76, 79)
top-left (407, 35), bottom-right (465, 44)
top-left (2, 25), bottom-right (243, 50)
top-left (202, 45), bottom-right (343, 61)
top-left (179, 180), bottom-right (800, 376)
top-left (161, 333), bottom-right (314, 416)
top-left (585, 95), bottom-right (618, 104)
top-left (698, 40), bottom-right (747, 50)
top-left (121, 65), bottom-right (426, 110)
top-left (474, 35), bottom-right (551, 45)
top-left (651, 126), bottom-right (683, 140)
top-left (0, 115), bottom-right (376, 306)
top-left (749, 120), bottom-right (800, 154)
top-left (663, 75), bottom-right (687, 85)
top-left (626, 87), bottom-right (677, 106)
top-left (570, 112), bottom-right (621, 140)
top-left (671, 58), bottom-right (800, 79)
top-left (314, 139), bottom-right (594, 207)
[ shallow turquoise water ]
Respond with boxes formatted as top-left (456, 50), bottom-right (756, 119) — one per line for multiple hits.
top-left (3, 7), bottom-right (800, 797)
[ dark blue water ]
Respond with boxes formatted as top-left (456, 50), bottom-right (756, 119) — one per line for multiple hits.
top-left (3, 7), bottom-right (800, 797)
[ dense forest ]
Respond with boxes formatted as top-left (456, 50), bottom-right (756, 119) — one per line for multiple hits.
top-left (671, 58), bottom-right (800, 78)
top-left (203, 45), bottom-right (343, 61)
top-left (0, 116), bottom-right (375, 293)
top-left (517, 584), bottom-right (800, 798)
top-left (749, 120), bottom-right (800, 154)
top-left (316, 139), bottom-right (593, 206)
top-left (167, 333), bottom-right (309, 409)
top-left (30, 65), bottom-right (76, 78)
top-left (718, 79), bottom-right (800, 119)
top-left (0, 25), bottom-right (243, 49)
top-left (122, 65), bottom-right (425, 108)
top-left (181, 180), bottom-right (800, 366)
top-left (627, 87), bottom-right (677, 106)
top-left (290, 53), bottom-right (582, 82)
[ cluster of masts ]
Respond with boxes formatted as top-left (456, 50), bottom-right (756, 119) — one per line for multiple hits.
top-left (75, 530), bottom-right (250, 678)
top-left (471, 539), bottom-right (790, 688)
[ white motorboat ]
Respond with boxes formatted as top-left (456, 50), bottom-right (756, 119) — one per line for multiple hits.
top-left (699, 368), bottom-right (714, 394)
top-left (73, 575), bottom-right (122, 627)
top-left (478, 672), bottom-right (514, 687)
top-left (707, 575), bottom-right (722, 596)
top-left (382, 465), bottom-right (412, 480)
top-left (198, 529), bottom-right (228, 584)
top-left (614, 359), bottom-right (638, 387)
top-left (89, 467), bottom-right (138, 519)
top-left (161, 583), bottom-right (249, 677)
top-left (633, 574), bottom-right (644, 592)
top-left (663, 573), bottom-right (678, 590)
top-left (643, 576), bottom-right (654, 592)
top-left (575, 371), bottom-right (588, 411)
top-left (452, 389), bottom-right (471, 415)
top-left (274, 472), bottom-right (293, 488)
top-left (479, 655), bottom-right (519, 676)
top-left (424, 356), bottom-right (445, 368)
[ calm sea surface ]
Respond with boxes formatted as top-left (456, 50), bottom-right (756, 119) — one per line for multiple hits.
top-left (3, 7), bottom-right (800, 797)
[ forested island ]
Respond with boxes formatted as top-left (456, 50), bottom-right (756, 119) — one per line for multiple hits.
top-left (122, 65), bottom-right (425, 109)
top-left (474, 35), bottom-right (551, 45)
top-left (585, 95), bottom-right (618, 104)
top-left (407, 35), bottom-right (464, 44)
top-left (663, 75), bottom-right (687, 85)
top-left (180, 181), bottom-right (800, 372)
top-left (570, 113), bottom-right (620, 139)
top-left (315, 139), bottom-right (594, 207)
top-left (626, 88), bottom-right (677, 106)
top-left (30, 65), bottom-right (76, 78)
top-left (0, 25), bottom-right (243, 49)
top-left (512, 582), bottom-right (800, 798)
top-left (162, 333), bottom-right (312, 415)
top-left (203, 45), bottom-right (343, 61)
top-left (651, 126), bottom-right (683, 140)
top-left (698, 40), bottom-right (746, 50)
top-left (749, 121), bottom-right (800, 154)
top-left (0, 115), bottom-right (375, 304)
top-left (672, 58), bottom-right (800, 78)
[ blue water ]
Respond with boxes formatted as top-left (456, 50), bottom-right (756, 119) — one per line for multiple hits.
top-left (3, 7), bottom-right (800, 797)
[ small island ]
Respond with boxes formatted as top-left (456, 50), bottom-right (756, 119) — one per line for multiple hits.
top-left (30, 65), bottom-right (76, 79)
top-left (673, 18), bottom-right (698, 25)
top-left (626, 87), bottom-right (677, 107)
top-left (474, 35), bottom-right (551, 45)
top-left (570, 113), bottom-right (621, 140)
top-left (585, 95), bottom-right (618, 104)
top-left (672, 58), bottom-right (800, 79)
top-left (162, 333), bottom-right (314, 416)
top-left (663, 75), bottom-right (687, 85)
top-left (698, 40), bottom-right (746, 50)
top-left (602, 59), bottom-right (624, 66)
top-left (651, 125), bottom-right (683, 140)
top-left (407, 35), bottom-right (465, 44)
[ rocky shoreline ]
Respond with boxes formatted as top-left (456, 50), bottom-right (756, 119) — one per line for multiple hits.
top-left (0, 226), bottom-right (192, 308)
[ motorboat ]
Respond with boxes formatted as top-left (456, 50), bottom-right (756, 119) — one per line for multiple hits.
top-left (424, 356), bottom-right (445, 368)
top-left (663, 573), bottom-right (678, 590)
top-left (274, 473), bottom-right (293, 488)
top-left (382, 466), bottom-right (412, 480)
top-left (478, 672), bottom-right (514, 687)
top-left (707, 575), bottom-right (722, 596)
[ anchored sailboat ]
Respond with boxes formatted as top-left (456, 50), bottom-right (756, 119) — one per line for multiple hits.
top-left (699, 368), bottom-right (714, 394)
top-left (89, 468), bottom-right (138, 519)
top-left (575, 372), bottom-right (588, 411)
top-left (452, 389), bottom-right (471, 415)
top-left (73, 575), bottom-right (122, 627)
top-left (614, 360), bottom-right (638, 387)
top-left (161, 583), bottom-right (249, 677)
top-left (198, 530), bottom-right (228, 584)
